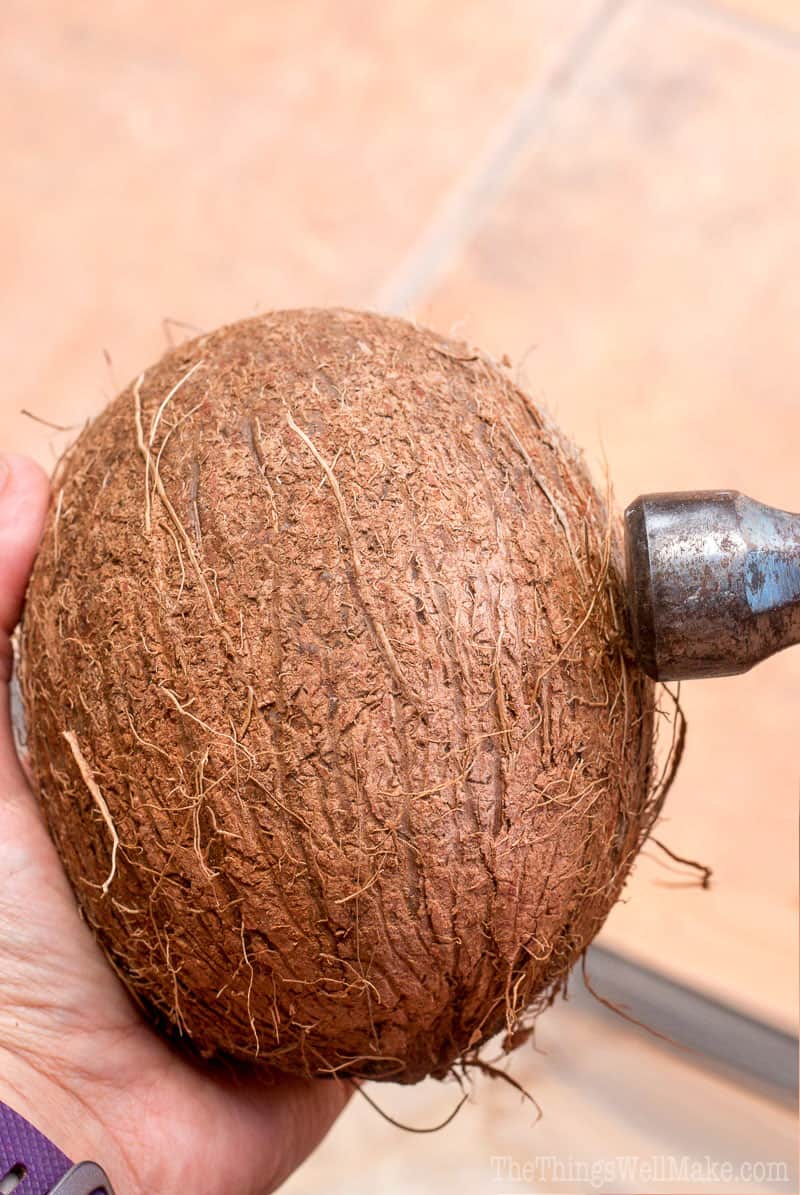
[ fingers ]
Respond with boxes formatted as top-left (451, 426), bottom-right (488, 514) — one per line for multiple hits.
top-left (226, 1073), bottom-right (352, 1195)
top-left (188, 1066), bottom-right (353, 1195)
top-left (258, 1076), bottom-right (353, 1193)
top-left (0, 455), bottom-right (50, 640)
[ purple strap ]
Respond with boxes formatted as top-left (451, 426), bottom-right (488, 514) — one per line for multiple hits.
top-left (0, 1101), bottom-right (71, 1194)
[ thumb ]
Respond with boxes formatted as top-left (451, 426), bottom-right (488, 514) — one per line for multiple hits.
top-left (0, 455), bottom-right (50, 769)
top-left (0, 455), bottom-right (50, 647)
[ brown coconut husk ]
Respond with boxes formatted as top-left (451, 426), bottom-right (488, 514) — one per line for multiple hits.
top-left (20, 309), bottom-right (673, 1084)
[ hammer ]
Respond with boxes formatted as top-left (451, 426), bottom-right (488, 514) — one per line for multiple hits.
top-left (624, 491), bottom-right (800, 680)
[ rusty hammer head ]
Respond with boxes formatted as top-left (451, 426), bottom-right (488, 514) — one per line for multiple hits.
top-left (624, 490), bottom-right (800, 681)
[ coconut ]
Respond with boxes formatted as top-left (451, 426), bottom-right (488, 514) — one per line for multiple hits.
top-left (20, 309), bottom-right (665, 1084)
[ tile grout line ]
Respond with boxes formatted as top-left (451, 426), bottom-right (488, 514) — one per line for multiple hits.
top-left (664, 0), bottom-right (800, 53)
top-left (374, 0), bottom-right (633, 319)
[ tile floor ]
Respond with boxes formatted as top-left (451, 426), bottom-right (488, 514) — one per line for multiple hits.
top-left (2, 1), bottom-right (797, 1190)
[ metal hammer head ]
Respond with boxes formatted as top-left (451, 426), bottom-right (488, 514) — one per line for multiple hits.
top-left (624, 490), bottom-right (800, 681)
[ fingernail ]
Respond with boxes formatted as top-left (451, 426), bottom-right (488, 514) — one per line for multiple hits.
top-left (0, 456), bottom-right (10, 496)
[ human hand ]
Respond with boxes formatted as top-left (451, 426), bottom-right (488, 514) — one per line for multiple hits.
top-left (0, 454), bottom-right (349, 1194)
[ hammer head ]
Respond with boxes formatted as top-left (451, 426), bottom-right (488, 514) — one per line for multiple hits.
top-left (624, 490), bottom-right (800, 681)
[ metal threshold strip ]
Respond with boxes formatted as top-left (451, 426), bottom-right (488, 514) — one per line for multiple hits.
top-left (580, 944), bottom-right (798, 1106)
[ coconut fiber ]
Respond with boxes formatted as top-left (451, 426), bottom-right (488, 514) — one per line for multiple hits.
top-left (20, 309), bottom-right (668, 1083)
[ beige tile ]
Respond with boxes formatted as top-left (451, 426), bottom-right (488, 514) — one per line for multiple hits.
top-left (283, 994), bottom-right (797, 1193)
top-left (419, 0), bottom-right (800, 1028)
top-left (715, 0), bottom-right (800, 35)
top-left (0, 0), bottom-right (600, 465)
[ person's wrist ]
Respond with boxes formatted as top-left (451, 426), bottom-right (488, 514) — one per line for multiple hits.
top-left (0, 1047), bottom-right (133, 1193)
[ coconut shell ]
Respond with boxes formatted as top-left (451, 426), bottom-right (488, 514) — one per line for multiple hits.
top-left (20, 309), bottom-right (663, 1083)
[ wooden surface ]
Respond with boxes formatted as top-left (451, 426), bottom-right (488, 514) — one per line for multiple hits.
top-left (2, 0), bottom-right (797, 1189)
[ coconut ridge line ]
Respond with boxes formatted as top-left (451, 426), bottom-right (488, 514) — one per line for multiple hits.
top-left (20, 308), bottom-right (669, 1084)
